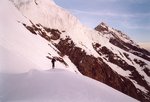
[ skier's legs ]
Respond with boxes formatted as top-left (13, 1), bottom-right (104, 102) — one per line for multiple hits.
top-left (52, 62), bottom-right (55, 69)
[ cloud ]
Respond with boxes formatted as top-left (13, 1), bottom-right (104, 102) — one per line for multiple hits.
top-left (70, 9), bottom-right (150, 18)
top-left (122, 20), bottom-right (150, 29)
top-left (70, 9), bottom-right (150, 30)
top-left (95, 0), bottom-right (149, 3)
top-left (70, 9), bottom-right (126, 17)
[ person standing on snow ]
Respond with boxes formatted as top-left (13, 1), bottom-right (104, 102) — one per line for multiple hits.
top-left (51, 58), bottom-right (56, 69)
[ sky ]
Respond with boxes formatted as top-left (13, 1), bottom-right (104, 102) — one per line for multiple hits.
top-left (54, 0), bottom-right (150, 50)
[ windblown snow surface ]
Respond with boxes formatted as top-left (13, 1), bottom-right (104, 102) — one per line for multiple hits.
top-left (0, 69), bottom-right (138, 102)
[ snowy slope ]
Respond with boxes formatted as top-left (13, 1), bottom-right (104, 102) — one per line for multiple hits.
top-left (0, 0), bottom-right (150, 101)
top-left (0, 69), bottom-right (138, 102)
top-left (0, 0), bottom-right (79, 73)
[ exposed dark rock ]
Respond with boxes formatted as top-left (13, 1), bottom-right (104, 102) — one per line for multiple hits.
top-left (22, 21), bottom-right (150, 102)
top-left (22, 23), bottom-right (37, 35)
top-left (55, 38), bottom-right (142, 101)
top-left (133, 58), bottom-right (150, 77)
top-left (132, 51), bottom-right (150, 61)
top-left (143, 68), bottom-right (150, 77)
top-left (123, 52), bottom-right (133, 64)
top-left (109, 38), bottom-right (150, 61)
top-left (95, 43), bottom-right (101, 48)
top-left (93, 44), bottom-right (150, 101)
top-left (134, 59), bottom-right (147, 67)
top-left (95, 22), bottom-right (109, 32)
top-left (22, 22), bottom-right (61, 41)
top-left (95, 24), bottom-right (150, 61)
top-left (109, 38), bottom-right (129, 51)
top-left (124, 42), bottom-right (150, 56)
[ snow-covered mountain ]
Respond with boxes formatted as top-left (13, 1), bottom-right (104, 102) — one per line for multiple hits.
top-left (95, 22), bottom-right (150, 61)
top-left (0, 0), bottom-right (150, 101)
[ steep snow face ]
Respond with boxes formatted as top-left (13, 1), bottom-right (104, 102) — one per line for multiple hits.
top-left (10, 0), bottom-right (102, 57)
top-left (0, 69), bottom-right (139, 102)
top-left (10, 0), bottom-right (79, 31)
top-left (0, 0), bottom-right (79, 73)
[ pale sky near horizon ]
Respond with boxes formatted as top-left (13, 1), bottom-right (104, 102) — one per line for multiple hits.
top-left (54, 0), bottom-right (150, 47)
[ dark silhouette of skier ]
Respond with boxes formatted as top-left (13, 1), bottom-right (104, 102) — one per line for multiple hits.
top-left (51, 58), bottom-right (56, 69)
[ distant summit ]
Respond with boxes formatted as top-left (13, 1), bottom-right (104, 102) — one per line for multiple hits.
top-left (95, 22), bottom-right (109, 32)
top-left (95, 22), bottom-right (150, 61)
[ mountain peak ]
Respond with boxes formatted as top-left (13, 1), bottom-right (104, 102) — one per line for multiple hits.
top-left (95, 22), bottom-right (140, 47)
top-left (95, 22), bottom-right (109, 32)
top-left (100, 22), bottom-right (108, 27)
